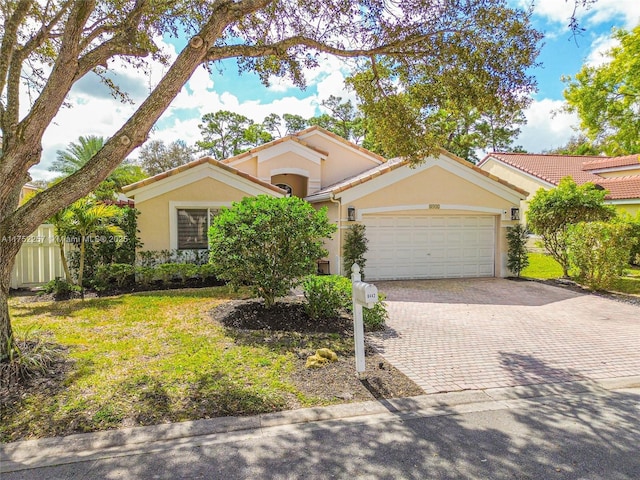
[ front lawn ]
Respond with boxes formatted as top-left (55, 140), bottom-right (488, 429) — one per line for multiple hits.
top-left (2, 286), bottom-right (419, 442)
top-left (522, 253), bottom-right (640, 296)
top-left (520, 253), bottom-right (564, 280)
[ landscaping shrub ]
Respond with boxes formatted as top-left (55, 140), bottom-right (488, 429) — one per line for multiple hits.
top-left (506, 223), bottom-right (529, 276)
top-left (343, 224), bottom-right (368, 278)
top-left (42, 277), bottom-right (80, 299)
top-left (302, 274), bottom-right (388, 330)
top-left (94, 263), bottom-right (135, 290)
top-left (0, 329), bottom-right (61, 389)
top-left (303, 275), bottom-right (351, 319)
top-left (566, 221), bottom-right (634, 290)
top-left (623, 214), bottom-right (640, 266)
top-left (209, 195), bottom-right (336, 308)
top-left (527, 177), bottom-right (616, 277)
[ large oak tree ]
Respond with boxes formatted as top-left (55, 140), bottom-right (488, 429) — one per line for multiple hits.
top-left (0, 0), bottom-right (543, 362)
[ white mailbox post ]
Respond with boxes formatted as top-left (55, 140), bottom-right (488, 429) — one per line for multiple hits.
top-left (351, 263), bottom-right (378, 374)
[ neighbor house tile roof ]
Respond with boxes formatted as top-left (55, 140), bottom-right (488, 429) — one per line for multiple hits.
top-left (479, 152), bottom-right (640, 201)
top-left (581, 154), bottom-right (640, 171)
top-left (306, 149), bottom-right (527, 201)
top-left (122, 157), bottom-right (285, 194)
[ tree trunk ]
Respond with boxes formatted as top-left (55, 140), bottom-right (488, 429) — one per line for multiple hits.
top-left (0, 240), bottom-right (20, 362)
top-left (57, 239), bottom-right (73, 284)
top-left (78, 236), bottom-right (85, 300)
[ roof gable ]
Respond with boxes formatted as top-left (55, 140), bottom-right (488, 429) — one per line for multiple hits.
top-left (122, 157), bottom-right (284, 203)
top-left (307, 149), bottom-right (527, 204)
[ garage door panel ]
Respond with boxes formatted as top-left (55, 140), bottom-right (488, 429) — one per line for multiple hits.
top-left (363, 215), bottom-right (496, 280)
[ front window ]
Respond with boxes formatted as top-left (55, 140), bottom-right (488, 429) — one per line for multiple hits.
top-left (177, 208), bottom-right (219, 249)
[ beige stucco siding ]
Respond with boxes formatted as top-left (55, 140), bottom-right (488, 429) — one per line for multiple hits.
top-left (597, 167), bottom-right (640, 178)
top-left (256, 152), bottom-right (321, 192)
top-left (480, 159), bottom-right (548, 200)
top-left (351, 165), bottom-right (515, 211)
top-left (311, 200), bottom-right (341, 276)
top-left (299, 134), bottom-right (381, 187)
top-left (136, 177), bottom-right (252, 251)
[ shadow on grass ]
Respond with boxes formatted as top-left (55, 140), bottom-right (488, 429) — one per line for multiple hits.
top-left (9, 297), bottom-right (126, 318)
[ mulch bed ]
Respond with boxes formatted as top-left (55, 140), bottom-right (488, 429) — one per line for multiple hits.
top-left (211, 297), bottom-right (424, 404)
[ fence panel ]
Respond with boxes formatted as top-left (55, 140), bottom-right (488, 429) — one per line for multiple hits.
top-left (10, 224), bottom-right (68, 289)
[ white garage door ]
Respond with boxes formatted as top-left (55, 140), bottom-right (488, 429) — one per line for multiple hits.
top-left (362, 215), bottom-right (496, 280)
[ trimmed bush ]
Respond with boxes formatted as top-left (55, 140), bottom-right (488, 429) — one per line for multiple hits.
top-left (343, 224), bottom-right (368, 278)
top-left (506, 223), bottom-right (529, 276)
top-left (303, 275), bottom-right (351, 319)
top-left (302, 274), bottom-right (388, 330)
top-left (566, 221), bottom-right (635, 290)
top-left (209, 196), bottom-right (336, 308)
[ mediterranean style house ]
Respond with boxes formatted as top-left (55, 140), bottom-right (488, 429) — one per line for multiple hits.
top-left (123, 127), bottom-right (526, 280)
top-left (478, 153), bottom-right (640, 220)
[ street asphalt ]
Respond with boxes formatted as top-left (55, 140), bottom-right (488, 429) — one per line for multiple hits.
top-left (2, 376), bottom-right (639, 479)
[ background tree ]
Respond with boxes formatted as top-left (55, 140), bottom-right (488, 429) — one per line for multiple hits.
top-left (137, 140), bottom-right (195, 176)
top-left (543, 134), bottom-right (601, 156)
top-left (562, 25), bottom-right (640, 155)
top-left (209, 196), bottom-right (336, 308)
top-left (197, 111), bottom-right (254, 158)
top-left (0, 0), bottom-right (541, 363)
top-left (51, 136), bottom-right (146, 199)
top-left (527, 178), bottom-right (616, 277)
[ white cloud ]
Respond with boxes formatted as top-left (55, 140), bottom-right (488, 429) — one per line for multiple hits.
top-left (585, 34), bottom-right (618, 66)
top-left (520, 0), bottom-right (640, 30)
top-left (515, 98), bottom-right (580, 153)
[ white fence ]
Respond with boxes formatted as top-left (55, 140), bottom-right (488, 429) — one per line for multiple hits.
top-left (10, 224), bottom-right (68, 289)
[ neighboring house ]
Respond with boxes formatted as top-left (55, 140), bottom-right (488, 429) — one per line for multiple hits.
top-left (477, 153), bottom-right (640, 219)
top-left (123, 127), bottom-right (527, 280)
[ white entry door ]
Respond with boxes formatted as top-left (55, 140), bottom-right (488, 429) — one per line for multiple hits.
top-left (362, 215), bottom-right (496, 280)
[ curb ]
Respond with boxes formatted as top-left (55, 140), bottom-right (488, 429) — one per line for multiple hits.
top-left (2, 376), bottom-right (639, 473)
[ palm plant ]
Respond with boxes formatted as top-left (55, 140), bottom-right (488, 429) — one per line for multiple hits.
top-left (65, 198), bottom-right (124, 299)
top-left (50, 136), bottom-right (146, 198)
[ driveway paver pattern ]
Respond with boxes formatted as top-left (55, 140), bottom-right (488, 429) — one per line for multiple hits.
top-left (368, 278), bottom-right (640, 394)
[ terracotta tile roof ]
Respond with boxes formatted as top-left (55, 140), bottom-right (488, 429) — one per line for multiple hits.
top-left (581, 154), bottom-right (640, 171)
top-left (294, 126), bottom-right (386, 163)
top-left (219, 135), bottom-right (329, 164)
top-left (480, 152), bottom-right (605, 185)
top-left (122, 157), bottom-right (285, 194)
top-left (480, 152), bottom-right (640, 201)
top-left (306, 149), bottom-right (528, 201)
top-left (593, 176), bottom-right (640, 200)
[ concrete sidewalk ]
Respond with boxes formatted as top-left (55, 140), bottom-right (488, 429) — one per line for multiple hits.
top-left (2, 376), bottom-right (639, 479)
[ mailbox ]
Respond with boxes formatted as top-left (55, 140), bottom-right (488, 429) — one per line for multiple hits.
top-left (352, 281), bottom-right (378, 309)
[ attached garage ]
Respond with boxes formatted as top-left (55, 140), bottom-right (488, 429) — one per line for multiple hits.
top-left (306, 151), bottom-right (528, 279)
top-left (363, 215), bottom-right (496, 280)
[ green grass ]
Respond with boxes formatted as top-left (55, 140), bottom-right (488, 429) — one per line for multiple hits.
top-left (2, 286), bottom-right (353, 442)
top-left (522, 253), bottom-right (640, 295)
top-left (610, 267), bottom-right (640, 295)
top-left (521, 253), bottom-right (564, 280)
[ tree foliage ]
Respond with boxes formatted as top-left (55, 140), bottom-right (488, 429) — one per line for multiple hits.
top-left (562, 25), bottom-right (640, 155)
top-left (137, 140), bottom-right (195, 176)
top-left (0, 0), bottom-right (541, 362)
top-left (208, 196), bottom-right (336, 308)
top-left (51, 136), bottom-right (146, 199)
top-left (527, 177), bottom-right (616, 277)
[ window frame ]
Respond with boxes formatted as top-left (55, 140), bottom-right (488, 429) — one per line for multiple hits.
top-left (169, 201), bottom-right (231, 250)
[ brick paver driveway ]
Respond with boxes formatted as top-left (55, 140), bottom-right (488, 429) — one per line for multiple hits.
top-left (368, 278), bottom-right (640, 394)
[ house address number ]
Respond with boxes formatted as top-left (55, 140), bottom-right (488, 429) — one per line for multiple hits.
top-left (428, 204), bottom-right (441, 209)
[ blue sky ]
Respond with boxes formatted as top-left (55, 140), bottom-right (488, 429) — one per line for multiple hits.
top-left (31, 1), bottom-right (640, 180)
